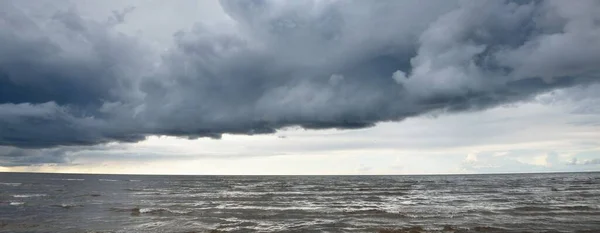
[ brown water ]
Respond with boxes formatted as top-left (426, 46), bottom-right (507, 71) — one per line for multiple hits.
top-left (1, 172), bottom-right (599, 232)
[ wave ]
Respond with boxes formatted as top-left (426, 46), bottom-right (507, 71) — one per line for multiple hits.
top-left (52, 203), bottom-right (83, 209)
top-left (503, 192), bottom-right (533, 196)
top-left (512, 206), bottom-right (556, 211)
top-left (344, 208), bottom-right (388, 214)
top-left (140, 208), bottom-right (192, 215)
top-left (343, 208), bottom-right (407, 217)
top-left (472, 226), bottom-right (509, 232)
top-left (576, 192), bottom-right (598, 198)
top-left (208, 205), bottom-right (323, 211)
top-left (0, 182), bottom-right (21, 186)
top-left (99, 179), bottom-right (119, 182)
top-left (74, 193), bottom-right (101, 197)
top-left (124, 188), bottom-right (144, 192)
top-left (47, 178), bottom-right (84, 181)
top-left (378, 226), bottom-right (425, 233)
top-left (110, 207), bottom-right (192, 215)
top-left (10, 202), bottom-right (25, 206)
top-left (13, 194), bottom-right (47, 198)
top-left (379, 225), bottom-right (510, 233)
top-left (560, 205), bottom-right (595, 211)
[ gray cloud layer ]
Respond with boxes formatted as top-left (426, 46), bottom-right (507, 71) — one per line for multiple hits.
top-left (1, 0), bottom-right (600, 150)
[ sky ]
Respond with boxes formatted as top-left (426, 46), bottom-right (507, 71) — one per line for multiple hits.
top-left (0, 0), bottom-right (599, 175)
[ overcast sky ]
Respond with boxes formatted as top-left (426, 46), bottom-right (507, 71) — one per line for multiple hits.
top-left (1, 0), bottom-right (599, 175)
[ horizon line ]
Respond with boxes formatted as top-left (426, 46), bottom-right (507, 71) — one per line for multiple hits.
top-left (1, 170), bottom-right (599, 177)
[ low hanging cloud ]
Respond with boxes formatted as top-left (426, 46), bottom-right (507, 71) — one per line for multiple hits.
top-left (1, 0), bottom-right (600, 151)
top-left (568, 158), bottom-right (600, 166)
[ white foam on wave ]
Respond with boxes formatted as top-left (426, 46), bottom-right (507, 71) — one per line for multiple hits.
top-left (209, 204), bottom-right (323, 211)
top-left (138, 208), bottom-right (192, 215)
top-left (10, 202), bottom-right (25, 206)
top-left (99, 179), bottom-right (119, 182)
top-left (400, 200), bottom-right (416, 205)
top-left (53, 203), bottom-right (82, 209)
top-left (242, 218), bottom-right (338, 232)
top-left (0, 182), bottom-right (21, 186)
top-left (13, 194), bottom-right (47, 198)
top-left (218, 191), bottom-right (304, 197)
top-left (48, 178), bottom-right (85, 181)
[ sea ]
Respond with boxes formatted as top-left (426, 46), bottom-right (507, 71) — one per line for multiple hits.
top-left (1, 172), bottom-right (599, 233)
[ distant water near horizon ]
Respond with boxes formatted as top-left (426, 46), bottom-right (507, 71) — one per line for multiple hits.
top-left (1, 172), bottom-right (599, 233)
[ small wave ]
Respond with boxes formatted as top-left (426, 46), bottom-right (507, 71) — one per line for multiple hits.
top-left (10, 202), bottom-right (25, 206)
top-left (503, 192), bottom-right (532, 196)
top-left (48, 178), bottom-right (84, 181)
top-left (129, 180), bottom-right (141, 182)
top-left (99, 179), bottom-right (118, 182)
top-left (341, 208), bottom-right (407, 217)
top-left (344, 208), bottom-right (387, 214)
top-left (110, 207), bottom-right (192, 215)
top-left (0, 182), bottom-right (21, 186)
top-left (400, 200), bottom-right (417, 205)
top-left (140, 208), bottom-right (192, 215)
top-left (13, 194), bottom-right (47, 198)
top-left (74, 193), bottom-right (101, 198)
top-left (576, 192), bottom-right (598, 198)
top-left (488, 198), bottom-right (511, 203)
top-left (110, 207), bottom-right (138, 213)
top-left (378, 226), bottom-right (425, 233)
top-left (124, 188), bottom-right (143, 192)
top-left (560, 205), bottom-right (595, 211)
top-left (344, 208), bottom-right (394, 214)
top-left (512, 206), bottom-right (555, 211)
top-left (472, 226), bottom-right (508, 232)
top-left (52, 203), bottom-right (83, 209)
top-left (209, 205), bottom-right (323, 211)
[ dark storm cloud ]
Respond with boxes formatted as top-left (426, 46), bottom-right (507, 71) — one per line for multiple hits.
top-left (1, 0), bottom-right (600, 153)
top-left (0, 3), bottom-right (145, 106)
top-left (0, 143), bottom-right (132, 166)
top-left (0, 146), bottom-right (73, 166)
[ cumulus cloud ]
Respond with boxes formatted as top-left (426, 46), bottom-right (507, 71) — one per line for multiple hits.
top-left (1, 0), bottom-right (600, 156)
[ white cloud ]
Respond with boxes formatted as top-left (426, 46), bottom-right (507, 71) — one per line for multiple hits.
top-left (465, 152), bottom-right (478, 163)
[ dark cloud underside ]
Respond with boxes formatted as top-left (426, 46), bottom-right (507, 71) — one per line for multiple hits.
top-left (1, 0), bottom-right (599, 151)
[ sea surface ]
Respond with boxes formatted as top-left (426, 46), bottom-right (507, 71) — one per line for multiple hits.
top-left (1, 172), bottom-right (599, 233)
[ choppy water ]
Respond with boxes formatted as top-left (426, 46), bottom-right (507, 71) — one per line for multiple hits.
top-left (1, 172), bottom-right (599, 233)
